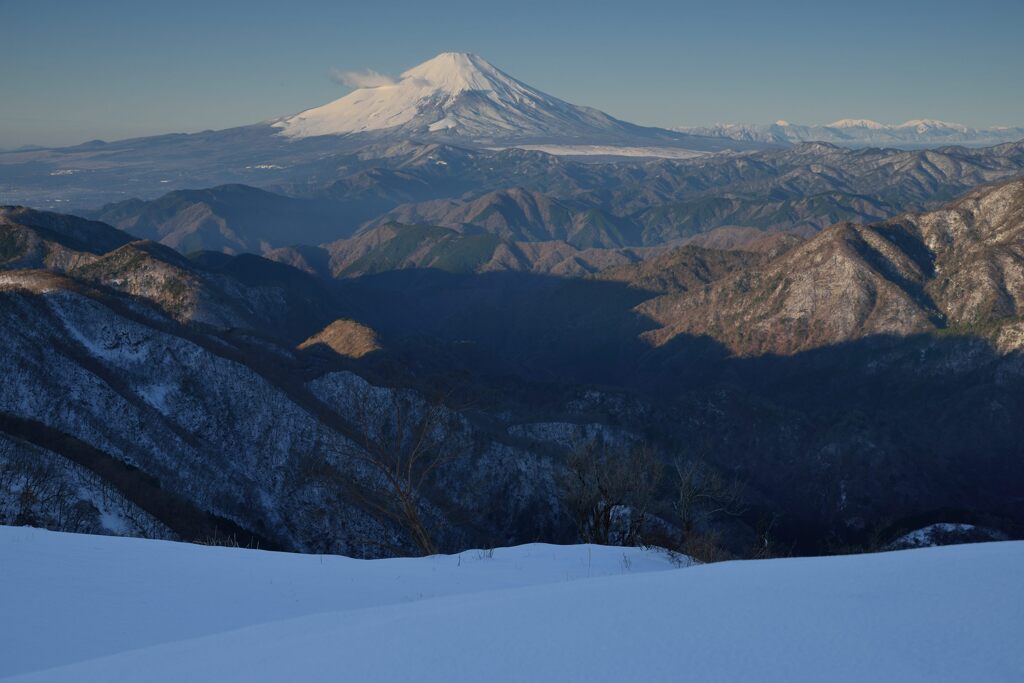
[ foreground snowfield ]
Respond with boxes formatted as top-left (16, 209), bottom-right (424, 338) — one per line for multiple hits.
top-left (2, 527), bottom-right (1022, 682)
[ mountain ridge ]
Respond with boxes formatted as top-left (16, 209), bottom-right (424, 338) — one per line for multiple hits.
top-left (79, 140), bottom-right (1024, 255)
top-left (639, 179), bottom-right (1024, 355)
top-left (680, 119), bottom-right (1024, 148)
top-left (3, 181), bottom-right (1024, 557)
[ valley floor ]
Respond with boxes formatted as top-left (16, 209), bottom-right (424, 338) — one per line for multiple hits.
top-left (1, 526), bottom-right (1021, 682)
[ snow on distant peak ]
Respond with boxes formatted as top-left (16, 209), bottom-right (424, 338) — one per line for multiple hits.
top-left (826, 118), bottom-right (970, 133)
top-left (827, 118), bottom-right (888, 129)
top-left (678, 118), bottom-right (1024, 149)
top-left (896, 119), bottom-right (969, 132)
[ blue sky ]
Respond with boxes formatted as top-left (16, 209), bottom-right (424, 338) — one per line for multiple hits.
top-left (2, 0), bottom-right (1022, 147)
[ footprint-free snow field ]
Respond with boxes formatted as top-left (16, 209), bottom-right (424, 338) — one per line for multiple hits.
top-left (2, 526), bottom-right (1022, 682)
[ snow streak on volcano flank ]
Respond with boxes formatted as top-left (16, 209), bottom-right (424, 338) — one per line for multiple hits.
top-left (275, 52), bottom-right (647, 142)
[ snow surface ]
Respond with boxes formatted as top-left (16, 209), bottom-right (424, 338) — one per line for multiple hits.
top-left (0, 526), bottom-right (673, 679)
top-left (2, 526), bottom-right (1023, 682)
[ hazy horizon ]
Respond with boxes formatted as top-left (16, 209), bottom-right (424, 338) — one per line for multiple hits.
top-left (2, 0), bottom-right (1023, 148)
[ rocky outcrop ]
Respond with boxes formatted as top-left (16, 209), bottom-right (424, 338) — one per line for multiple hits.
top-left (299, 320), bottom-right (382, 359)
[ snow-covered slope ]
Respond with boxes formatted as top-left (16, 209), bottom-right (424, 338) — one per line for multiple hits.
top-left (0, 526), bottom-right (676, 678)
top-left (681, 119), bottom-right (1024, 148)
top-left (273, 52), bottom-right (730, 151)
top-left (4, 526), bottom-right (1023, 682)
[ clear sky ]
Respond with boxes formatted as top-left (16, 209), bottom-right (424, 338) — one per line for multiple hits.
top-left (2, 0), bottom-right (1022, 148)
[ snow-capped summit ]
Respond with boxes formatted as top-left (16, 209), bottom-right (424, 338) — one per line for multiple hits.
top-left (896, 119), bottom-right (970, 133)
top-left (272, 52), bottom-right (734, 151)
top-left (400, 52), bottom-right (520, 95)
top-left (827, 118), bottom-right (887, 129)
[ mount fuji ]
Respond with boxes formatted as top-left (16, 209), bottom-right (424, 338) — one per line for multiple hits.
top-left (0, 52), bottom-right (760, 207)
top-left (272, 52), bottom-right (749, 154)
top-left (276, 52), bottom-right (631, 142)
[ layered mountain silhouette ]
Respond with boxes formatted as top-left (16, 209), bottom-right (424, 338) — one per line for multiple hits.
top-left (81, 141), bottom-right (1024, 255)
top-left (3, 180), bottom-right (1024, 554)
top-left (0, 206), bottom-right (341, 337)
top-left (0, 53), bottom-right (757, 209)
top-left (3, 49), bottom-right (1024, 558)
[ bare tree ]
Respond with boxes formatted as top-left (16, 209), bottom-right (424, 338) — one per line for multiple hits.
top-left (560, 439), bottom-right (662, 546)
top-left (339, 384), bottom-right (467, 557)
top-left (673, 458), bottom-right (745, 559)
top-left (0, 441), bottom-right (98, 533)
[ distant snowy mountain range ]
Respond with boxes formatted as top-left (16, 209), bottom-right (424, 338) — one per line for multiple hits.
top-left (3, 52), bottom-right (1020, 209)
top-left (679, 118), bottom-right (1024, 148)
